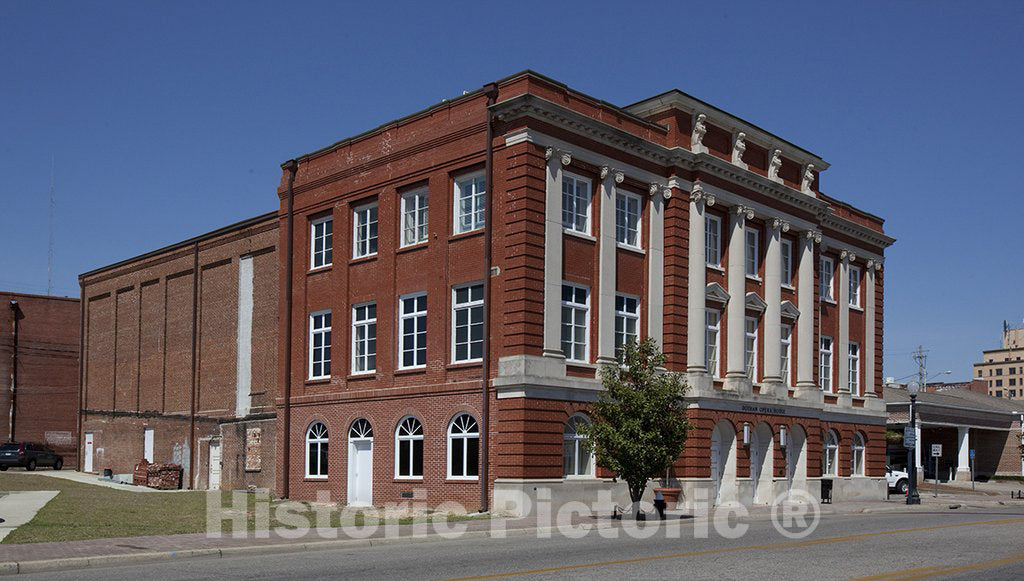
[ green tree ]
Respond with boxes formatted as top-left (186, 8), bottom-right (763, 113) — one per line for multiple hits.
top-left (577, 338), bottom-right (690, 518)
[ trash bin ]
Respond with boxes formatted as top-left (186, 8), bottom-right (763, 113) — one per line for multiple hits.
top-left (821, 479), bottom-right (833, 504)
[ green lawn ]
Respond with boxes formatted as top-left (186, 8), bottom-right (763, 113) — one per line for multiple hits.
top-left (0, 473), bottom-right (488, 544)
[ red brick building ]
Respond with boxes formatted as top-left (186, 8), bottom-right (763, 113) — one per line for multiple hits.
top-left (275, 71), bottom-right (894, 511)
top-left (79, 214), bottom-right (278, 490)
top-left (0, 292), bottom-right (80, 466)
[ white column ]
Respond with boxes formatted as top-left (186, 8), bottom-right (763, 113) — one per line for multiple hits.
top-left (795, 231), bottom-right (820, 392)
top-left (865, 260), bottom-right (878, 397)
top-left (914, 421), bottom-right (922, 472)
top-left (647, 183), bottom-right (666, 349)
top-left (726, 206), bottom-right (751, 387)
top-left (596, 168), bottom-right (621, 365)
top-left (837, 250), bottom-right (854, 396)
top-left (687, 185), bottom-right (712, 374)
top-left (543, 148), bottom-right (568, 359)
top-left (763, 218), bottom-right (788, 391)
top-left (956, 427), bottom-right (970, 479)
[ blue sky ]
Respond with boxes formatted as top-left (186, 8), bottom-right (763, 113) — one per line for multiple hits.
top-left (2, 1), bottom-right (1022, 382)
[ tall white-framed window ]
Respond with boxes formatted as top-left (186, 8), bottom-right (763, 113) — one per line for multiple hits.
top-left (563, 415), bottom-right (594, 477)
top-left (706, 214), bottom-right (722, 266)
top-left (823, 430), bottom-right (839, 476)
top-left (352, 303), bottom-right (377, 374)
top-left (353, 202), bottom-right (379, 259)
top-left (561, 283), bottom-right (590, 362)
top-left (614, 294), bottom-right (640, 359)
top-left (745, 227), bottom-right (759, 277)
top-left (400, 188), bottom-right (429, 247)
top-left (452, 283), bottom-right (484, 363)
top-left (615, 191), bottom-right (642, 248)
top-left (820, 256), bottom-right (835, 301)
top-left (849, 265), bottom-right (862, 308)
top-left (848, 342), bottom-right (861, 395)
top-left (309, 311), bottom-right (332, 380)
top-left (561, 173), bottom-right (591, 234)
top-left (305, 421), bottom-right (329, 479)
top-left (395, 417), bottom-right (423, 479)
top-left (310, 216), bottom-right (333, 270)
top-left (781, 324), bottom-right (793, 386)
top-left (447, 413), bottom-right (479, 480)
top-left (852, 432), bottom-right (865, 476)
top-left (398, 293), bottom-right (427, 369)
top-left (819, 336), bottom-right (833, 392)
top-left (781, 238), bottom-right (793, 286)
top-left (705, 309), bottom-right (721, 375)
top-left (454, 172), bottom-right (486, 234)
top-left (744, 316), bottom-right (758, 380)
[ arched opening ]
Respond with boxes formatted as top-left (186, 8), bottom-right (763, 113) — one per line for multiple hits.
top-left (750, 422), bottom-right (774, 505)
top-left (710, 420), bottom-right (738, 505)
top-left (785, 424), bottom-right (808, 500)
top-left (347, 419), bottom-right (374, 506)
top-left (563, 414), bottom-right (594, 477)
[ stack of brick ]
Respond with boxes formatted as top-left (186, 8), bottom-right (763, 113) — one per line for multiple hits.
top-left (145, 463), bottom-right (183, 490)
top-left (133, 460), bottom-right (150, 486)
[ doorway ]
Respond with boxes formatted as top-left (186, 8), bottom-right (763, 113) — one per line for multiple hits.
top-left (84, 432), bottom-right (94, 473)
top-left (347, 419), bottom-right (374, 506)
top-left (208, 440), bottom-right (222, 490)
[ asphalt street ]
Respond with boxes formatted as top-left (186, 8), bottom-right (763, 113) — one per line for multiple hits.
top-left (20, 506), bottom-right (1024, 580)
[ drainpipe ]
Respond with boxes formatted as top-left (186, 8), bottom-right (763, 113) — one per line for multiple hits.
top-left (188, 241), bottom-right (199, 489)
top-left (281, 159), bottom-right (298, 499)
top-left (77, 285), bottom-right (85, 469)
top-left (8, 301), bottom-right (18, 442)
top-left (480, 83), bottom-right (499, 513)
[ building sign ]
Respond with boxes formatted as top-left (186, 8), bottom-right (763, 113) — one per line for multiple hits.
top-left (44, 431), bottom-right (73, 448)
top-left (245, 427), bottom-right (262, 472)
top-left (904, 427), bottom-right (916, 448)
top-left (740, 405), bottom-right (787, 415)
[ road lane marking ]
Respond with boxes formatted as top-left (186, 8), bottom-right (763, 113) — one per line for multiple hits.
top-left (849, 552), bottom-right (1024, 580)
top-left (444, 516), bottom-right (1024, 581)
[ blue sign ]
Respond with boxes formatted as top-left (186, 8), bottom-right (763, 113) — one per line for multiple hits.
top-left (969, 449), bottom-right (976, 460)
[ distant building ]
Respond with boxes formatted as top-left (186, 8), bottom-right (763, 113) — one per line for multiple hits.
top-left (926, 379), bottom-right (988, 394)
top-left (973, 324), bottom-right (1024, 400)
top-left (0, 292), bottom-right (80, 465)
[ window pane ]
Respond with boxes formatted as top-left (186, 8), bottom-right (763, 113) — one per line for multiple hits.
top-left (399, 440), bottom-right (410, 476)
top-left (412, 439), bottom-right (424, 476)
top-left (466, 437), bottom-right (479, 477)
top-left (451, 438), bottom-right (465, 477)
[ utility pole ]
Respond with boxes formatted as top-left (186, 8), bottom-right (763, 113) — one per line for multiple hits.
top-left (906, 345), bottom-right (928, 505)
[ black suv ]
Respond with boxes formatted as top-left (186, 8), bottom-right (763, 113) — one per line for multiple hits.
top-left (0, 442), bottom-right (63, 471)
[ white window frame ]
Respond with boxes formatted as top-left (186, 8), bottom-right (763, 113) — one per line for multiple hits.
top-left (452, 283), bottom-right (484, 363)
top-left (395, 416), bottom-right (424, 479)
top-left (305, 421), bottom-right (329, 479)
top-left (781, 238), bottom-right (793, 287)
top-left (706, 309), bottom-right (721, 375)
top-left (398, 293), bottom-right (427, 370)
top-left (849, 265), bottom-right (862, 308)
top-left (781, 324), bottom-right (793, 387)
top-left (563, 415), bottom-right (595, 478)
top-left (310, 216), bottom-right (333, 270)
top-left (561, 283), bottom-right (590, 363)
top-left (820, 336), bottom-right (833, 392)
top-left (400, 188), bottom-right (429, 248)
top-left (454, 172), bottom-right (486, 234)
top-left (351, 303), bottom-right (377, 375)
top-left (744, 316), bottom-right (758, 380)
top-left (308, 311), bottom-right (332, 380)
top-left (353, 202), bottom-right (379, 259)
top-left (561, 173), bottom-right (592, 235)
top-left (820, 256), bottom-right (835, 301)
top-left (824, 430), bottom-right (839, 476)
top-left (614, 294), bottom-right (640, 359)
top-left (706, 214), bottom-right (722, 267)
top-left (447, 413), bottom-right (480, 480)
top-left (848, 342), bottom-right (861, 395)
top-left (852, 433), bottom-right (865, 476)
top-left (745, 227), bottom-right (759, 277)
top-left (615, 192), bottom-right (642, 248)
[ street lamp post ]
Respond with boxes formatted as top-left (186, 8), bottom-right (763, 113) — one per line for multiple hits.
top-left (906, 381), bottom-right (921, 505)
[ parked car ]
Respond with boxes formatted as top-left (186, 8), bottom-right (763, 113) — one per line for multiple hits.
top-left (886, 465), bottom-right (908, 494)
top-left (0, 442), bottom-right (63, 471)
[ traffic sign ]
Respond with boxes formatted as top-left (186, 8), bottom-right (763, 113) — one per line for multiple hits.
top-left (931, 444), bottom-right (942, 457)
top-left (969, 449), bottom-right (976, 460)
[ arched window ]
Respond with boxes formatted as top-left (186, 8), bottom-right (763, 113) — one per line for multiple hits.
top-left (306, 422), bottom-right (329, 478)
top-left (395, 417), bottom-right (424, 478)
top-left (349, 418), bottom-right (373, 440)
top-left (563, 415), bottom-right (593, 477)
top-left (823, 430), bottom-right (839, 476)
top-left (448, 413), bottom-right (479, 479)
top-left (851, 433), bottom-right (865, 476)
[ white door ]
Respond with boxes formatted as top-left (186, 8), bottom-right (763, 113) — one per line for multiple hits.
top-left (143, 428), bottom-right (155, 462)
top-left (209, 441), bottom-right (222, 490)
top-left (84, 433), bottom-right (94, 472)
top-left (348, 440), bottom-right (373, 506)
top-left (710, 427), bottom-right (722, 505)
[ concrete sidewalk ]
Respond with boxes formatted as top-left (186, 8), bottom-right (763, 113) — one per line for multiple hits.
top-left (2, 471), bottom-right (171, 493)
top-left (0, 492), bottom-right (59, 543)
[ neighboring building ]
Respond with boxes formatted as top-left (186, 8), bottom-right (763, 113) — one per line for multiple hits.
top-left (885, 386), bottom-right (1023, 480)
top-left (926, 379), bottom-right (988, 394)
top-left (0, 292), bottom-right (80, 466)
top-left (973, 324), bottom-right (1024, 400)
top-left (275, 70), bottom-right (894, 511)
top-left (79, 213), bottom-right (278, 490)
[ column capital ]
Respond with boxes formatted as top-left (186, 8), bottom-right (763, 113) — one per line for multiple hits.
top-left (733, 205), bottom-right (754, 220)
top-left (803, 229), bottom-right (822, 244)
top-left (649, 182), bottom-right (672, 200)
top-left (769, 217), bottom-right (791, 233)
top-left (690, 182), bottom-right (715, 206)
top-left (840, 249), bottom-right (857, 263)
top-left (544, 147), bottom-right (572, 167)
top-left (866, 258), bottom-right (884, 271)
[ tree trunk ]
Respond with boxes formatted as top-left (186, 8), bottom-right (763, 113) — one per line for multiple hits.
top-left (629, 481), bottom-right (645, 520)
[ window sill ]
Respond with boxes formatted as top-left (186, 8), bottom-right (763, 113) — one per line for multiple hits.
top-left (397, 242), bottom-right (428, 254)
top-left (566, 360), bottom-right (596, 369)
top-left (706, 264), bottom-right (725, 273)
top-left (446, 477), bottom-right (480, 482)
top-left (447, 361), bottom-right (483, 370)
top-left (394, 477), bottom-right (423, 482)
top-left (782, 284), bottom-right (795, 291)
top-left (564, 228), bottom-right (596, 242)
top-left (564, 475), bottom-right (599, 481)
top-left (449, 229), bottom-right (484, 242)
top-left (304, 477), bottom-right (328, 482)
top-left (746, 274), bottom-right (762, 282)
top-left (347, 373), bottom-right (376, 381)
top-left (821, 297), bottom-right (837, 305)
top-left (616, 243), bottom-right (645, 255)
top-left (394, 367), bottom-right (427, 376)
top-left (350, 254), bottom-right (378, 266)
top-left (849, 305), bottom-right (864, 312)
top-left (306, 377), bottom-right (331, 385)
top-left (308, 265), bottom-right (332, 275)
